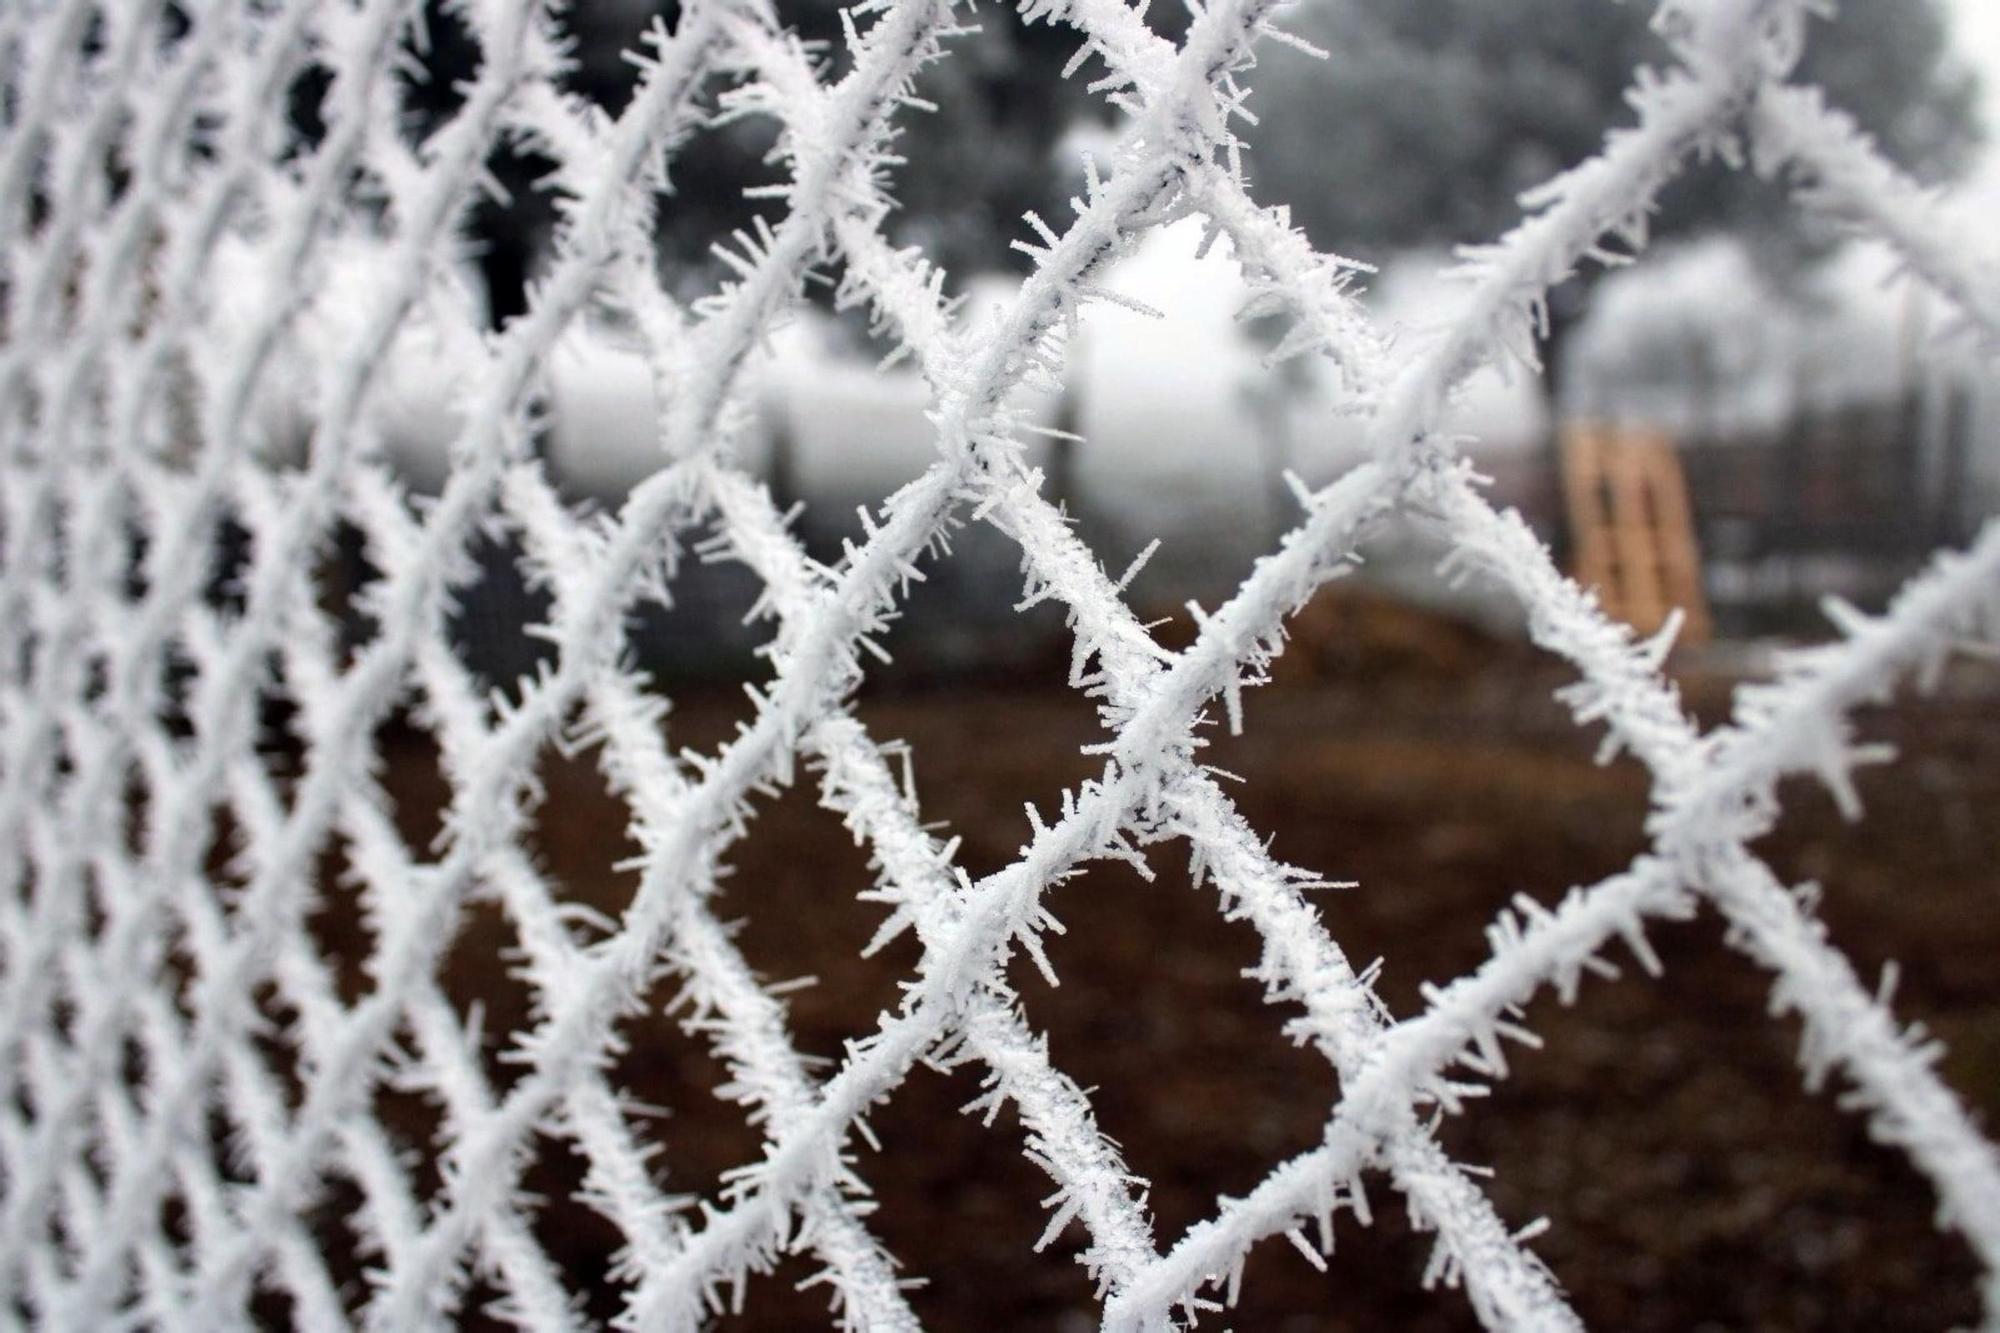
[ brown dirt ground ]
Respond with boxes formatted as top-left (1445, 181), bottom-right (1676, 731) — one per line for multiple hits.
top-left (311, 596), bottom-right (2000, 1331)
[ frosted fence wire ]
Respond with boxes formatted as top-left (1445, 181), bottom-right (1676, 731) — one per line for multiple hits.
top-left (0, 0), bottom-right (1997, 1327)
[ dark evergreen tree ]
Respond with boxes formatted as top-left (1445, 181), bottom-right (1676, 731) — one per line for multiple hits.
top-left (1245, 0), bottom-right (1981, 388)
top-left (392, 0), bottom-right (1979, 354)
top-left (397, 0), bottom-right (1174, 323)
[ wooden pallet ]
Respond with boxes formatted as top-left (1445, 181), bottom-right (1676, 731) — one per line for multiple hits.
top-left (1560, 422), bottom-right (1712, 646)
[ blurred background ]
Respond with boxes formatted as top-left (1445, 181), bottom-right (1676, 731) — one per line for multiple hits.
top-left (275, 1), bottom-right (2000, 1327)
top-left (325, 0), bottom-right (2000, 682)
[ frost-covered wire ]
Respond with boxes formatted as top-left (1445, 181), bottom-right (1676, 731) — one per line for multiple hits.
top-left (1749, 81), bottom-right (2000, 345)
top-left (1, 0), bottom-right (1997, 1326)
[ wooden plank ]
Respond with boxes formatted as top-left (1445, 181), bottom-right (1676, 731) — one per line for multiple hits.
top-left (1608, 430), bottom-right (1667, 634)
top-left (1635, 428), bottom-right (1711, 645)
top-left (1559, 421), bottom-right (1712, 647)
top-left (1560, 422), bottom-right (1618, 614)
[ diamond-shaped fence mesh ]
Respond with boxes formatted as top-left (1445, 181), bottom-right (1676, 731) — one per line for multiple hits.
top-left (0, 0), bottom-right (1996, 1327)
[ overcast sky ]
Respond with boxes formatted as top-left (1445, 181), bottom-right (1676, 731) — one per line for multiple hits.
top-left (1949, 0), bottom-right (2000, 87)
top-left (1947, 0), bottom-right (2000, 195)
